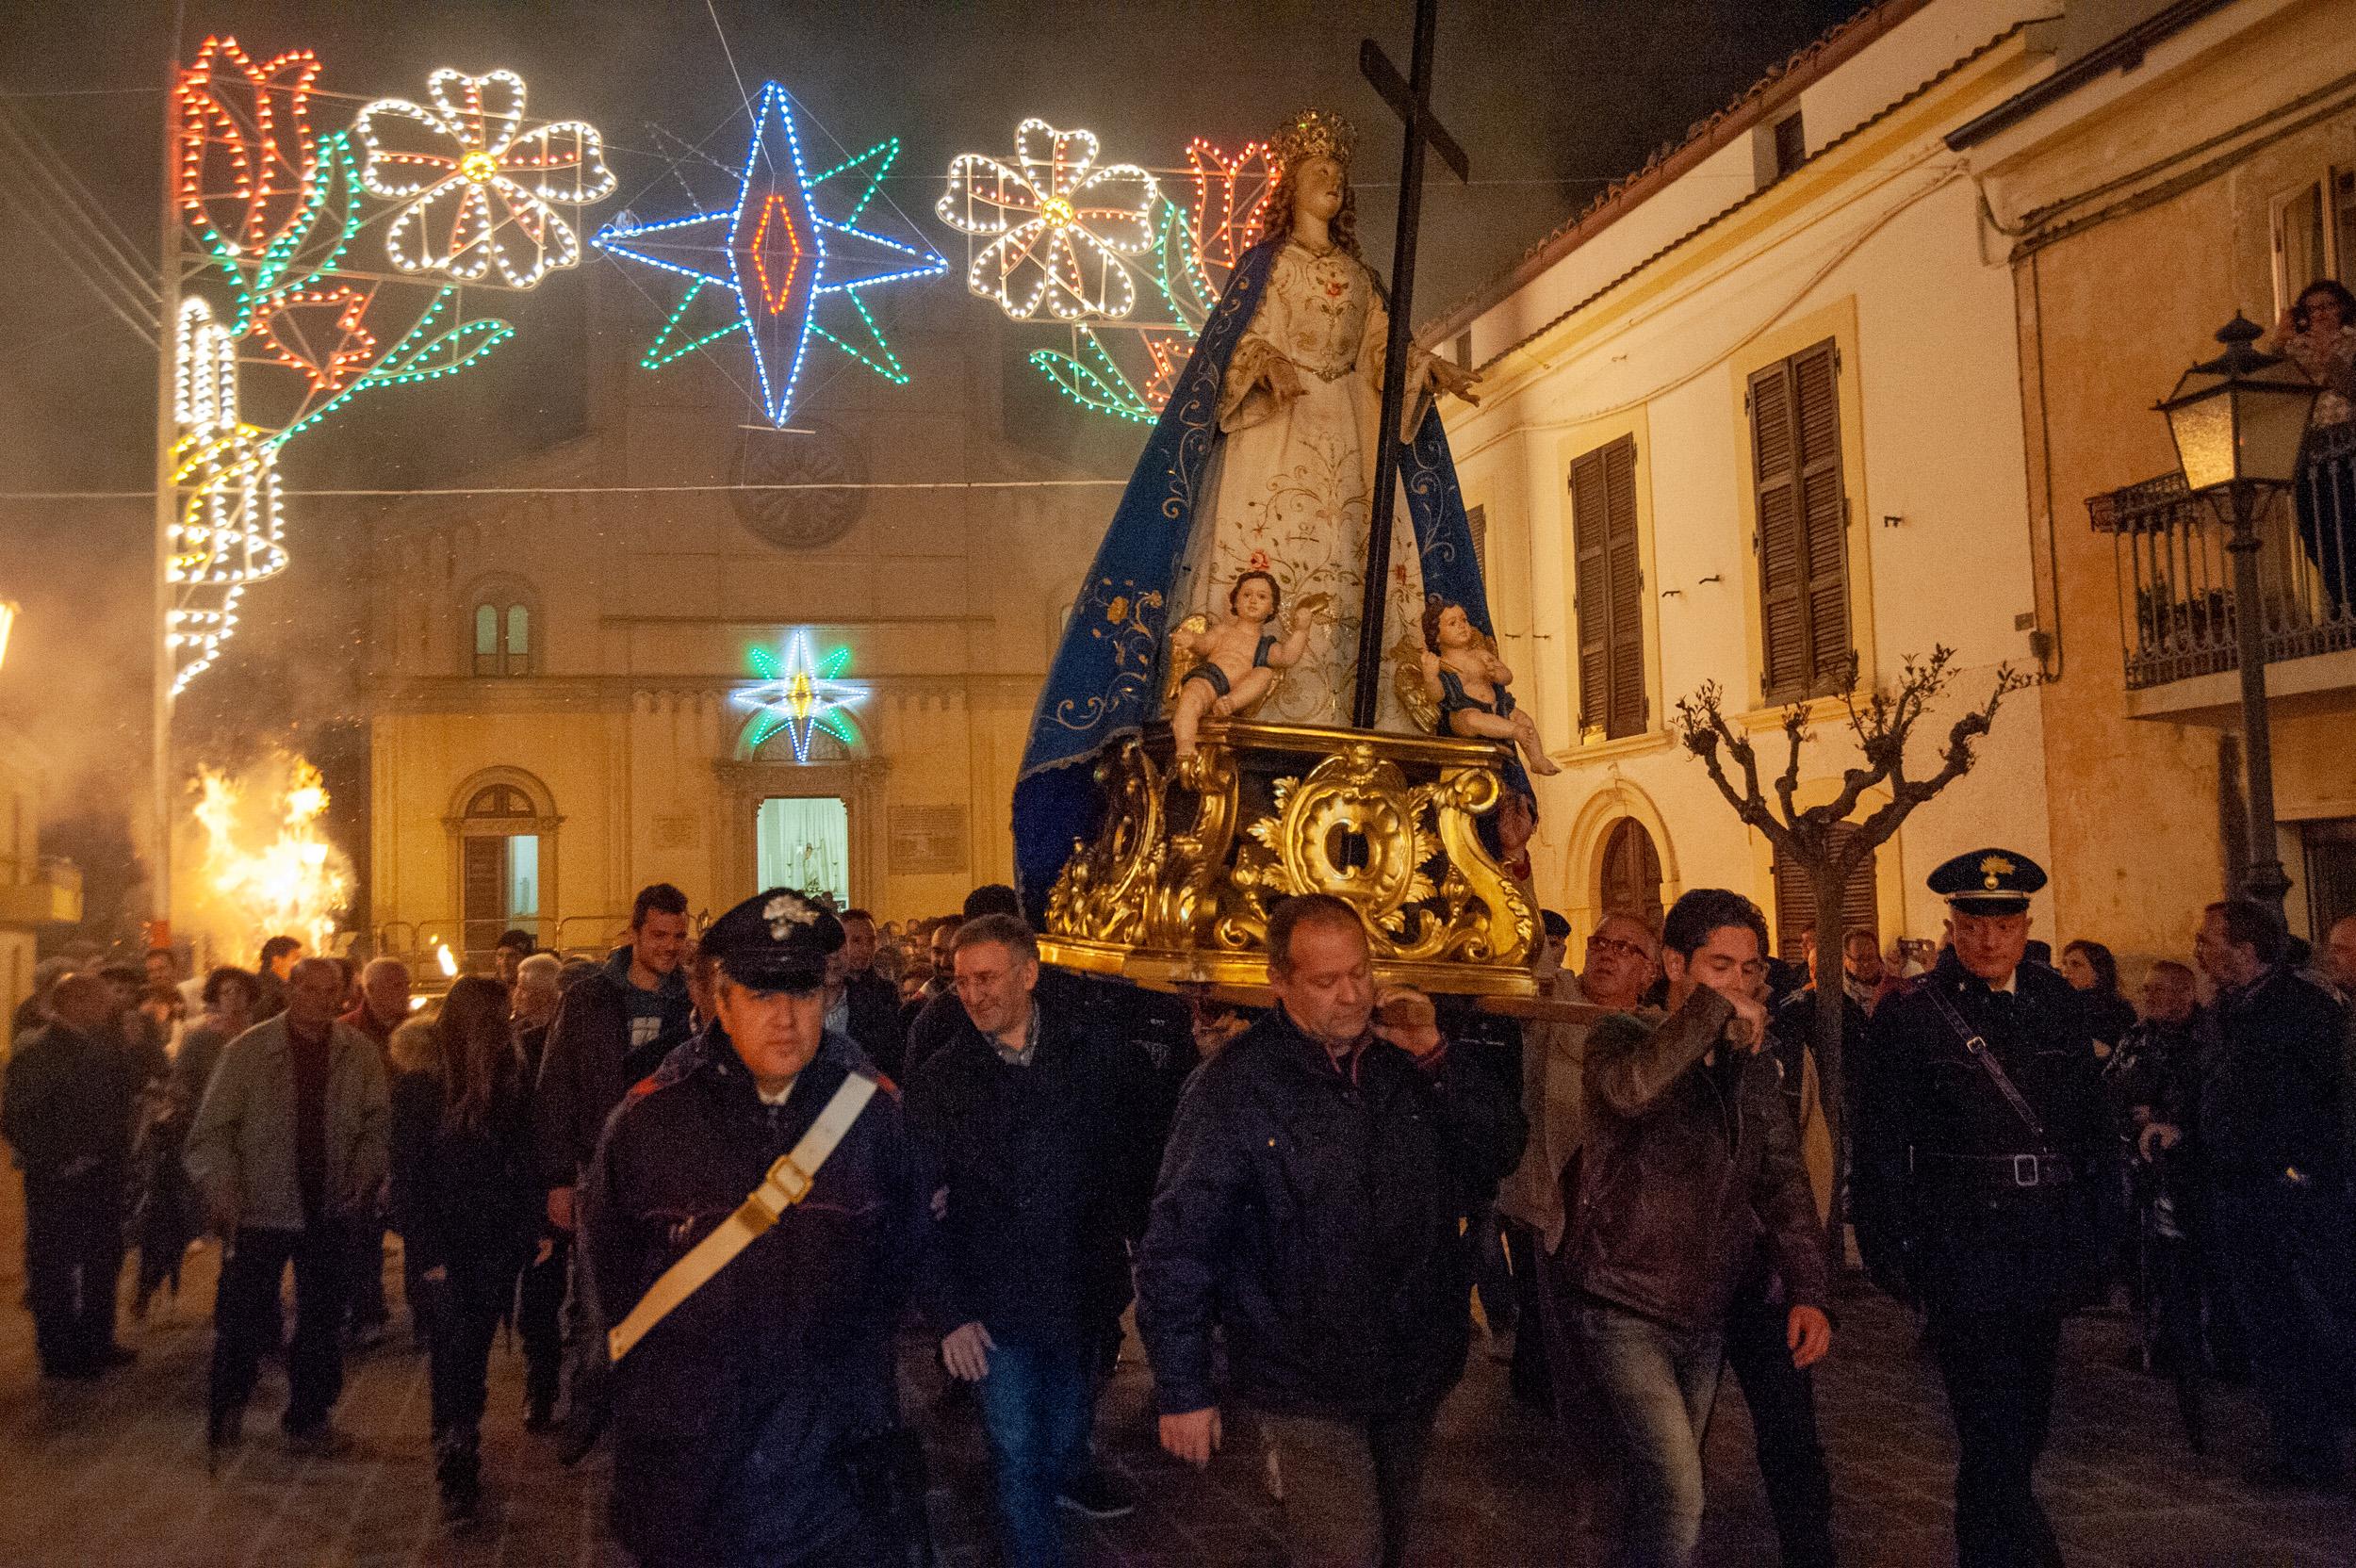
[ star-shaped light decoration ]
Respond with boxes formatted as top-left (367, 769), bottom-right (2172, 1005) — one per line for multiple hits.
top-left (734, 631), bottom-right (867, 763)
top-left (594, 84), bottom-right (944, 426)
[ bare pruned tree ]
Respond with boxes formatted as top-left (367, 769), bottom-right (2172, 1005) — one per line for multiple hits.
top-left (1672, 646), bottom-right (2033, 1257)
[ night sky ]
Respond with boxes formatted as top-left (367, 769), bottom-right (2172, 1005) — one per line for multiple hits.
top-left (0, 0), bottom-right (1857, 919)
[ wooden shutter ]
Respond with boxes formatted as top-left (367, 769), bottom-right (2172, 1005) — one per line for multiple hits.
top-left (1751, 339), bottom-right (1849, 700)
top-left (1465, 503), bottom-right (1489, 579)
top-left (462, 836), bottom-right (506, 956)
top-left (1770, 824), bottom-right (1878, 958)
top-left (1570, 435), bottom-right (1645, 739)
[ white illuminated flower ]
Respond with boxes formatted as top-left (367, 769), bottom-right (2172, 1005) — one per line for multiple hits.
top-left (353, 69), bottom-right (614, 289)
top-left (938, 119), bottom-right (1159, 322)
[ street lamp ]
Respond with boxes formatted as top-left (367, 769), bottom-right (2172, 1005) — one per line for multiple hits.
top-left (2155, 313), bottom-right (2321, 913)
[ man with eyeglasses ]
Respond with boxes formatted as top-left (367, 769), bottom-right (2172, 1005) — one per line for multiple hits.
top-left (1497, 913), bottom-right (1662, 1408)
top-left (1854, 850), bottom-right (2106, 1568)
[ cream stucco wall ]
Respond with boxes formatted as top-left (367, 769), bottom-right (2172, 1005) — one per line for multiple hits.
top-left (1444, 8), bottom-right (2056, 954)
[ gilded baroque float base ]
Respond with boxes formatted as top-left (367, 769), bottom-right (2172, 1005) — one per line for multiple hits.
top-left (1040, 718), bottom-right (1536, 997)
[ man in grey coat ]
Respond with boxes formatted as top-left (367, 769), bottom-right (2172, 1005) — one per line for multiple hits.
top-left (186, 956), bottom-right (388, 1454)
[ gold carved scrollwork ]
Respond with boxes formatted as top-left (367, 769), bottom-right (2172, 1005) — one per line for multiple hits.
top-left (1041, 720), bottom-right (1535, 995)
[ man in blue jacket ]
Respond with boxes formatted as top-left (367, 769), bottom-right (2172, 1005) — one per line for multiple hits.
top-left (1137, 893), bottom-right (1526, 1568)
top-left (908, 913), bottom-right (1155, 1567)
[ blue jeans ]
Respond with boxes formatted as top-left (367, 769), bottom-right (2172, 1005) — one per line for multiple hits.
top-left (1573, 1298), bottom-right (1725, 1568)
top-left (972, 1334), bottom-right (1090, 1568)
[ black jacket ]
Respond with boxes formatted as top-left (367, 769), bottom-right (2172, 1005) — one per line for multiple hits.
top-left (532, 947), bottom-right (693, 1187)
top-left (907, 1004), bottom-right (1153, 1345)
top-left (838, 972), bottom-right (908, 1081)
top-left (389, 1068), bottom-right (537, 1285)
top-left (3, 1021), bottom-right (139, 1188)
top-left (2191, 965), bottom-right (2349, 1184)
top-left (583, 1029), bottom-right (926, 1567)
top-left (1571, 988), bottom-right (1830, 1333)
top-left (1854, 951), bottom-right (2107, 1314)
top-left (1135, 1007), bottom-right (1524, 1420)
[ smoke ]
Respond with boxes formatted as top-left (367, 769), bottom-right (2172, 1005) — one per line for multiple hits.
top-left (174, 747), bottom-right (355, 973)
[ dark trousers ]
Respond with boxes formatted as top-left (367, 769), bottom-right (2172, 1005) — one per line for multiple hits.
top-left (2210, 1178), bottom-right (2356, 1476)
top-left (1501, 1221), bottom-right (1554, 1411)
top-left (1724, 1280), bottom-right (1837, 1568)
top-left (1257, 1403), bottom-right (1440, 1568)
top-left (973, 1334), bottom-right (1090, 1568)
top-left (348, 1212), bottom-right (389, 1326)
top-left (516, 1230), bottom-right (569, 1413)
top-left (425, 1265), bottom-right (515, 1435)
top-left (24, 1175), bottom-right (123, 1374)
top-left (210, 1223), bottom-right (348, 1431)
top-left (1927, 1307), bottom-right (2064, 1568)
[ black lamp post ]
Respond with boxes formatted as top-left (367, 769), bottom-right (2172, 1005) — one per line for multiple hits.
top-left (2154, 314), bottom-right (2320, 914)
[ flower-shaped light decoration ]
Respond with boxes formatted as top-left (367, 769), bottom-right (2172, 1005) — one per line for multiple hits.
top-left (251, 286), bottom-right (379, 392)
top-left (1183, 137), bottom-right (1278, 280)
top-left (169, 297), bottom-right (289, 696)
top-left (734, 631), bottom-right (868, 765)
top-left (177, 36), bottom-right (322, 264)
top-left (938, 119), bottom-right (1159, 322)
top-left (353, 69), bottom-right (614, 289)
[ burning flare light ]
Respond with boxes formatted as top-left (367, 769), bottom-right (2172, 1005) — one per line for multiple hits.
top-left (190, 754), bottom-right (351, 959)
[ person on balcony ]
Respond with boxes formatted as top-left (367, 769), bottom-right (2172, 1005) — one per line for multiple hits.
top-left (2263, 280), bottom-right (2356, 618)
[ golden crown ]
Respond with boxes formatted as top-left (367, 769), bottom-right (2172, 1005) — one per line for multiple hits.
top-left (1270, 108), bottom-right (1356, 172)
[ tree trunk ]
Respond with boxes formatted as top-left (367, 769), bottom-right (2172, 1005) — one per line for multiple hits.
top-left (1810, 883), bottom-right (1850, 1268)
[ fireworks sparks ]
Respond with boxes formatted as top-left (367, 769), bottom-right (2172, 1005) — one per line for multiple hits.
top-left (187, 751), bottom-right (352, 962)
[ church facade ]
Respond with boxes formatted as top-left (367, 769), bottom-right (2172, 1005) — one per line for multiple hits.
top-left (361, 273), bottom-right (1115, 960)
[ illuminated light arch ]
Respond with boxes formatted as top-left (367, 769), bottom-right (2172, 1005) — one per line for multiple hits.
top-left (168, 296), bottom-right (289, 695)
top-left (938, 119), bottom-right (1160, 323)
top-left (730, 630), bottom-right (871, 765)
top-left (596, 85), bottom-right (945, 428)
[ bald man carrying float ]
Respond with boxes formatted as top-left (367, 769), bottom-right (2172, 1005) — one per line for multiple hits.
top-left (1137, 893), bottom-right (1526, 1568)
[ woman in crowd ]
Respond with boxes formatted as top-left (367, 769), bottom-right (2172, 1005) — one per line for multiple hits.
top-left (2263, 279), bottom-right (2356, 617)
top-left (389, 975), bottom-right (537, 1521)
top-left (136, 968), bottom-right (257, 1315)
top-left (2060, 939), bottom-right (2138, 1054)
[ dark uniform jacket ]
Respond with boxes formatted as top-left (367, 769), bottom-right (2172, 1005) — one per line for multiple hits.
top-left (1135, 1007), bottom-right (1525, 1421)
top-left (2190, 965), bottom-right (2349, 1184)
top-left (1854, 950), bottom-right (2106, 1314)
top-left (1571, 988), bottom-right (1830, 1332)
top-left (583, 1028), bottom-right (926, 1567)
top-left (532, 947), bottom-right (692, 1188)
top-left (3, 1020), bottom-right (139, 1191)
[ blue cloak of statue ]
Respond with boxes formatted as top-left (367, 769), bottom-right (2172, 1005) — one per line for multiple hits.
top-left (1011, 235), bottom-right (1497, 912)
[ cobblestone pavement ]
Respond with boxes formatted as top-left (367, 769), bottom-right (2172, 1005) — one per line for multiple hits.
top-left (2, 1179), bottom-right (2350, 1567)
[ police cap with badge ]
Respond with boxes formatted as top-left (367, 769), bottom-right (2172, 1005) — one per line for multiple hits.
top-left (701, 887), bottom-right (843, 993)
top-left (1928, 847), bottom-right (2046, 917)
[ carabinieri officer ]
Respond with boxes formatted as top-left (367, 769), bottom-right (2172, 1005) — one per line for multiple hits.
top-left (1853, 850), bottom-right (2105, 1568)
top-left (582, 889), bottom-right (931, 1568)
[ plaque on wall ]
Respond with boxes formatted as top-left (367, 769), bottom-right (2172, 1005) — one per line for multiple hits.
top-left (732, 418), bottom-right (866, 549)
top-left (890, 804), bottom-right (968, 876)
top-left (653, 814), bottom-right (700, 850)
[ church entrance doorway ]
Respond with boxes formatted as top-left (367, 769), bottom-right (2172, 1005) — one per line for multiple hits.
top-left (757, 795), bottom-right (851, 908)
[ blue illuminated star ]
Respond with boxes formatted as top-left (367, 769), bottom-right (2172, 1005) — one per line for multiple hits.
top-left (733, 631), bottom-right (867, 763)
top-left (594, 85), bottom-right (943, 426)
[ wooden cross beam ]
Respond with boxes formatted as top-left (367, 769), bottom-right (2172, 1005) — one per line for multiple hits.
top-left (1351, 0), bottom-right (1470, 729)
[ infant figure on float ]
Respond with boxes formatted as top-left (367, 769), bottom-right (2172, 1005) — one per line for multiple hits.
top-left (1418, 595), bottom-right (1562, 776)
top-left (1170, 570), bottom-right (1334, 760)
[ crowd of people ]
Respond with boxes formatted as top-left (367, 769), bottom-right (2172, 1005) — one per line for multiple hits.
top-left (4, 852), bottom-right (2353, 1568)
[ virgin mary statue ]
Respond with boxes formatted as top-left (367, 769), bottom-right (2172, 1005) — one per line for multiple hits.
top-left (1014, 108), bottom-right (1494, 906)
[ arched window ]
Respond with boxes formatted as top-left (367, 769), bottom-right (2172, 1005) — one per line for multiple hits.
top-left (468, 591), bottom-right (532, 676)
top-left (454, 776), bottom-right (552, 955)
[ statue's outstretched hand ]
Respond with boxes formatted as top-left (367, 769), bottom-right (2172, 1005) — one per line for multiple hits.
top-left (1263, 356), bottom-right (1306, 403)
top-left (1425, 355), bottom-right (1481, 405)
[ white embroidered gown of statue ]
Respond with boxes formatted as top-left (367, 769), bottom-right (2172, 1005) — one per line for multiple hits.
top-left (1172, 239), bottom-right (1428, 730)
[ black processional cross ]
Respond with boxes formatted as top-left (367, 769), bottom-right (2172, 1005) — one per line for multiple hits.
top-left (1350, 0), bottom-right (1470, 729)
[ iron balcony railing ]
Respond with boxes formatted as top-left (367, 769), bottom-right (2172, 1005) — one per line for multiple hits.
top-left (2089, 419), bottom-right (2356, 691)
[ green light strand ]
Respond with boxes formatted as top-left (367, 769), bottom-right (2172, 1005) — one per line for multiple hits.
top-left (810, 291), bottom-right (910, 384)
top-left (810, 138), bottom-right (899, 226)
top-left (266, 286), bottom-right (514, 452)
top-left (641, 281), bottom-right (745, 370)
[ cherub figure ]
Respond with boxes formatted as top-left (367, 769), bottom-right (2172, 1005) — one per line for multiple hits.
top-left (1417, 595), bottom-right (1561, 776)
top-left (1170, 571), bottom-right (1331, 759)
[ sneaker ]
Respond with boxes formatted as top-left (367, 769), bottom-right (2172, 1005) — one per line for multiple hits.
top-left (1056, 1465), bottom-right (1137, 1519)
